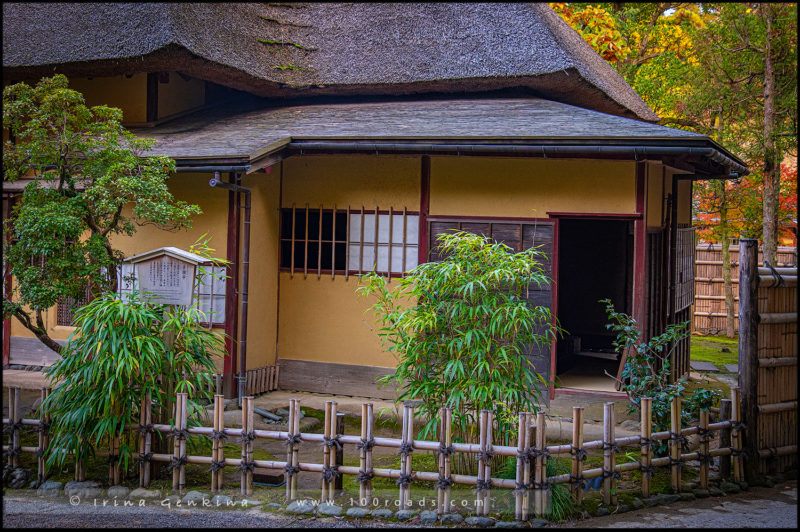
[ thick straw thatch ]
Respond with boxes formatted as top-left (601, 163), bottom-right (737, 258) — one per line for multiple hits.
top-left (3, 3), bottom-right (658, 121)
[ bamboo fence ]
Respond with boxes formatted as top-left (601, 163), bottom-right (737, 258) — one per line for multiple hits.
top-left (738, 240), bottom-right (798, 478)
top-left (4, 386), bottom-right (748, 519)
top-left (693, 243), bottom-right (796, 334)
top-left (201, 366), bottom-right (279, 397)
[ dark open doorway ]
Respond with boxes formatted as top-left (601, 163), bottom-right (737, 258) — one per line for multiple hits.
top-left (556, 218), bottom-right (633, 392)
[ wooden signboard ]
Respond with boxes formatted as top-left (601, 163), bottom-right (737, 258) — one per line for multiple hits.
top-left (138, 255), bottom-right (197, 306)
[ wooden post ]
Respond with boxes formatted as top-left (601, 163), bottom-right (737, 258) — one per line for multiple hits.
top-left (515, 412), bottom-right (527, 521)
top-left (329, 401), bottom-right (339, 499)
top-left (670, 396), bottom-right (681, 493)
top-left (731, 388), bottom-right (744, 482)
top-left (477, 409), bottom-right (488, 516)
top-left (172, 392), bottom-right (183, 492)
top-left (241, 396), bottom-right (254, 496)
top-left (699, 408), bottom-right (710, 489)
top-left (285, 400), bottom-right (295, 502)
top-left (640, 397), bottom-right (653, 498)
top-left (211, 395), bottom-right (221, 492)
top-left (603, 402), bottom-right (616, 505)
top-left (322, 400), bottom-right (332, 502)
top-left (178, 392), bottom-right (188, 493)
top-left (438, 407), bottom-right (453, 518)
top-left (524, 416), bottom-right (534, 520)
top-left (37, 387), bottom-right (49, 483)
top-left (290, 399), bottom-right (300, 500)
top-left (738, 239), bottom-right (759, 483)
top-left (571, 406), bottom-right (584, 506)
top-left (359, 404), bottom-right (371, 506)
top-left (8, 387), bottom-right (19, 468)
top-left (719, 399), bottom-right (732, 480)
top-left (534, 412), bottom-right (546, 516)
top-left (216, 395), bottom-right (225, 492)
top-left (335, 412), bottom-right (344, 492)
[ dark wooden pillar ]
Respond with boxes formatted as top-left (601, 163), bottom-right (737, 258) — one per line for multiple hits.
top-left (224, 172), bottom-right (241, 399)
top-left (418, 155), bottom-right (430, 264)
top-left (738, 238), bottom-right (759, 482)
top-left (633, 162), bottom-right (647, 335)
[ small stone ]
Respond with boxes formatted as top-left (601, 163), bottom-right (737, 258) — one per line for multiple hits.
top-left (210, 494), bottom-right (233, 506)
top-left (496, 520), bottom-right (523, 528)
top-left (286, 500), bottom-right (316, 514)
top-left (7, 468), bottom-right (32, 489)
top-left (720, 481), bottom-right (741, 494)
top-left (346, 507), bottom-right (370, 518)
top-left (265, 502), bottom-right (282, 509)
top-left (28, 479), bottom-right (40, 490)
top-left (419, 510), bottom-right (439, 524)
top-left (395, 509), bottom-right (418, 521)
top-left (530, 518), bottom-right (549, 528)
top-left (107, 486), bottom-right (131, 499)
top-left (317, 503), bottom-right (343, 516)
top-left (582, 510), bottom-right (591, 519)
top-left (275, 408), bottom-right (290, 416)
top-left (162, 495), bottom-right (181, 506)
top-left (738, 481), bottom-right (749, 490)
top-left (465, 516), bottom-right (496, 527)
top-left (37, 480), bottom-right (63, 498)
top-left (620, 420), bottom-right (640, 431)
top-left (129, 488), bottom-right (161, 499)
top-left (632, 497), bottom-right (644, 509)
top-left (693, 489), bottom-right (710, 499)
top-left (181, 490), bottom-right (210, 505)
top-left (371, 508), bottom-right (394, 519)
top-left (442, 513), bottom-right (465, 524)
top-left (64, 480), bottom-right (102, 499)
top-left (679, 492), bottom-right (696, 502)
top-left (617, 504), bottom-right (630, 513)
top-left (709, 487), bottom-right (724, 497)
top-left (596, 507), bottom-right (610, 517)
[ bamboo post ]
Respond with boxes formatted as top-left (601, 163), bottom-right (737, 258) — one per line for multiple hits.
top-left (515, 412), bottom-right (527, 521)
top-left (322, 400), bottom-right (332, 502)
top-left (699, 408), bottom-right (710, 489)
top-left (335, 412), bottom-right (344, 492)
top-left (285, 399), bottom-right (296, 502)
top-left (359, 404), bottom-right (369, 506)
top-left (524, 416), bottom-right (534, 520)
top-left (38, 387), bottom-right (49, 483)
top-left (365, 403), bottom-right (374, 505)
top-left (670, 396), bottom-right (681, 493)
top-left (329, 401), bottom-right (339, 500)
top-left (640, 397), bottom-right (653, 498)
top-left (738, 239), bottom-right (759, 483)
top-left (399, 402), bottom-right (414, 509)
top-left (731, 388), bottom-right (744, 482)
top-left (291, 399), bottom-right (300, 500)
top-left (483, 411), bottom-right (493, 516)
top-left (438, 407), bottom-right (452, 518)
top-left (179, 392), bottom-right (188, 493)
top-left (477, 410), bottom-right (487, 516)
top-left (241, 396), bottom-right (254, 496)
top-left (216, 395), bottom-right (225, 492)
top-left (172, 392), bottom-right (183, 491)
top-left (571, 406), bottom-right (584, 506)
top-left (534, 412), bottom-right (546, 516)
top-left (602, 402), bottom-right (616, 505)
top-left (211, 395), bottom-right (221, 492)
top-left (719, 399), bottom-right (732, 480)
top-left (8, 387), bottom-right (19, 468)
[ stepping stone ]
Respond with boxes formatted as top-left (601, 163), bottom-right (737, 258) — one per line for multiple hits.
top-left (419, 510), bottom-right (439, 524)
top-left (346, 507), bottom-right (370, 518)
top-left (442, 513), bottom-right (464, 524)
top-left (465, 516), bottom-right (495, 527)
top-left (107, 486), bottom-right (131, 499)
top-left (690, 361), bottom-right (719, 372)
top-left (285, 500), bottom-right (315, 514)
top-left (395, 509), bottom-right (418, 521)
top-left (317, 503), bottom-right (343, 516)
top-left (129, 488), bottom-right (161, 500)
top-left (371, 508), bottom-right (394, 519)
top-left (37, 480), bottom-right (63, 498)
top-left (724, 364), bottom-right (739, 373)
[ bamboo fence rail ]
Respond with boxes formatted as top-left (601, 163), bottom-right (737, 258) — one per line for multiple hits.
top-left (4, 386), bottom-right (749, 519)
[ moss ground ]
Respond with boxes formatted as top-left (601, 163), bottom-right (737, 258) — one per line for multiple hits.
top-left (690, 334), bottom-right (739, 366)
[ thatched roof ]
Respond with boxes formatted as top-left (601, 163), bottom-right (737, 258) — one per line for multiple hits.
top-left (3, 3), bottom-right (658, 121)
top-left (133, 96), bottom-right (720, 162)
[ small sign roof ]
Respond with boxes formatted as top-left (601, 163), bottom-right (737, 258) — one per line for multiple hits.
top-left (122, 246), bottom-right (210, 265)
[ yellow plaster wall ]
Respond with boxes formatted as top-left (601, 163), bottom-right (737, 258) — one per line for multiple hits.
top-left (241, 170), bottom-right (281, 368)
top-left (281, 155), bottom-right (420, 210)
top-left (647, 162), bottom-right (665, 228)
top-left (677, 178), bottom-right (692, 224)
top-left (277, 273), bottom-right (399, 367)
top-left (70, 75), bottom-right (147, 123)
top-left (429, 158), bottom-right (636, 217)
top-left (157, 73), bottom-right (205, 120)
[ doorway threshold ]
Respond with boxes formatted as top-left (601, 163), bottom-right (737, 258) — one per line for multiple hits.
top-left (554, 387), bottom-right (627, 399)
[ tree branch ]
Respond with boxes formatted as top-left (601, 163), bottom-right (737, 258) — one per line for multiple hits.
top-left (7, 303), bottom-right (63, 354)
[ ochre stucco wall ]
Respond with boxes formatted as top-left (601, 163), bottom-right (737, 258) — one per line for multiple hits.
top-left (69, 75), bottom-right (147, 124)
top-left (429, 157), bottom-right (636, 217)
top-left (677, 178), bottom-right (692, 224)
top-left (647, 163), bottom-right (665, 228)
top-left (157, 73), bottom-right (205, 120)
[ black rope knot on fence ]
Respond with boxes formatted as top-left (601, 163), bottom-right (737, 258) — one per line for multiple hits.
top-left (667, 457), bottom-right (684, 469)
top-left (284, 433), bottom-right (303, 446)
top-left (695, 452), bottom-right (715, 465)
top-left (476, 479), bottom-right (492, 492)
top-left (639, 436), bottom-right (658, 448)
top-left (356, 470), bottom-right (374, 484)
top-left (322, 465), bottom-right (340, 482)
top-left (395, 473), bottom-right (414, 487)
top-left (669, 432), bottom-right (689, 446)
top-left (136, 424), bottom-right (155, 435)
top-left (516, 450), bottom-right (531, 462)
top-left (640, 464), bottom-right (656, 478)
top-left (398, 442), bottom-right (414, 458)
top-left (322, 436), bottom-right (341, 450)
top-left (569, 446), bottom-right (587, 460)
top-left (238, 431), bottom-right (257, 444)
top-left (238, 461), bottom-right (256, 473)
top-left (34, 421), bottom-right (50, 434)
top-left (528, 448), bottom-right (550, 460)
top-left (33, 448), bottom-right (46, 458)
top-left (356, 438), bottom-right (375, 451)
top-left (765, 447), bottom-right (779, 459)
top-left (602, 441), bottom-right (620, 453)
top-left (210, 430), bottom-right (228, 442)
top-left (569, 475), bottom-right (586, 489)
top-left (731, 448), bottom-right (748, 457)
top-left (170, 427), bottom-right (190, 441)
top-left (4, 448), bottom-right (21, 458)
top-left (696, 427), bottom-right (715, 441)
top-left (207, 460), bottom-right (225, 472)
top-left (166, 455), bottom-right (188, 472)
top-left (437, 444), bottom-right (455, 456)
top-left (601, 469), bottom-right (622, 480)
top-left (477, 446), bottom-right (495, 462)
top-left (437, 476), bottom-right (454, 489)
top-left (136, 452), bottom-right (153, 465)
top-left (513, 481), bottom-right (530, 494)
top-left (283, 464), bottom-right (300, 477)
top-left (3, 421), bottom-right (24, 433)
top-left (731, 422), bottom-right (747, 432)
top-left (531, 480), bottom-right (550, 490)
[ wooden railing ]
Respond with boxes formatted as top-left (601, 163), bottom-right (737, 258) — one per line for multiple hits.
top-left (4, 386), bottom-right (746, 520)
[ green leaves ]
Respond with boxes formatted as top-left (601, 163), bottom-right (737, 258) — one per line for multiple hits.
top-left (359, 231), bottom-right (562, 449)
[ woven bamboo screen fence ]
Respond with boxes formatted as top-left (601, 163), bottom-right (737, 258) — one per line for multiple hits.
top-left (738, 239), bottom-right (797, 479)
top-left (694, 243), bottom-right (797, 334)
top-left (5, 386), bottom-right (747, 520)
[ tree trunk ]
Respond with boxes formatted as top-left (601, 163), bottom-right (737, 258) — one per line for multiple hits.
top-left (761, 4), bottom-right (779, 265)
top-left (11, 307), bottom-right (63, 354)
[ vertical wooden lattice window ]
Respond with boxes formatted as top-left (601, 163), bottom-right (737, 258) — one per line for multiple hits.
top-left (56, 290), bottom-right (91, 326)
top-left (675, 226), bottom-right (696, 311)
